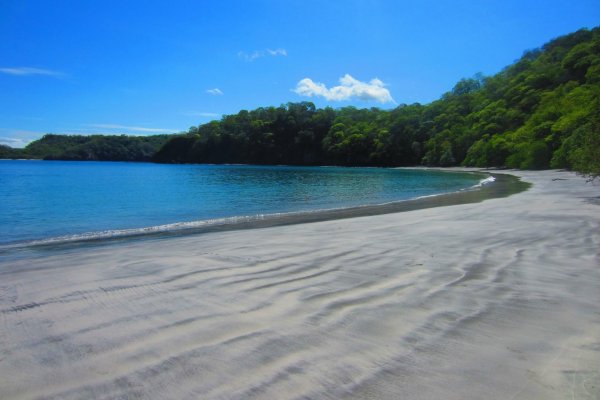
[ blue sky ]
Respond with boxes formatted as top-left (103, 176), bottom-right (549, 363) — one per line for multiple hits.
top-left (1, 0), bottom-right (598, 147)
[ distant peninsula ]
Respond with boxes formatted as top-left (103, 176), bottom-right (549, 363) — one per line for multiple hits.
top-left (3, 27), bottom-right (598, 177)
top-left (0, 134), bottom-right (171, 162)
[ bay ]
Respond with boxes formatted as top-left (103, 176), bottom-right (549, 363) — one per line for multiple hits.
top-left (0, 160), bottom-right (483, 247)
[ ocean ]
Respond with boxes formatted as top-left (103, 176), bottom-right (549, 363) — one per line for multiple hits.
top-left (0, 160), bottom-right (485, 248)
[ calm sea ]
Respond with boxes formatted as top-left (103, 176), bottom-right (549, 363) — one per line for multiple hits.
top-left (0, 160), bottom-right (484, 248)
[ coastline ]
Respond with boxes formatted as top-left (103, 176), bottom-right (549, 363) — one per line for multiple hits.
top-left (1, 169), bottom-right (599, 399)
top-left (1, 168), bottom-right (522, 255)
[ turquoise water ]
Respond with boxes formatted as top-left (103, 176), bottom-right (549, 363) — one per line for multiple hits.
top-left (0, 160), bottom-right (484, 247)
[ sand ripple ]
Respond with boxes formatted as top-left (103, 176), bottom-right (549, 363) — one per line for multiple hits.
top-left (0, 170), bottom-right (599, 399)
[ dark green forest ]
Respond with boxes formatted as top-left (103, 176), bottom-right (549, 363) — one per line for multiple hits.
top-left (0, 144), bottom-right (24, 159)
top-left (3, 134), bottom-right (171, 162)
top-left (3, 27), bottom-right (599, 176)
top-left (154, 27), bottom-right (599, 176)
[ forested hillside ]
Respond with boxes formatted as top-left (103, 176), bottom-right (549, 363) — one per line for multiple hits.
top-left (154, 27), bottom-right (599, 176)
top-left (3, 134), bottom-right (172, 162)
top-left (3, 27), bottom-right (598, 176)
top-left (0, 144), bottom-right (24, 159)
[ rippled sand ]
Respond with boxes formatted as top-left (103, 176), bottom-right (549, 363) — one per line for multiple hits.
top-left (1, 170), bottom-right (599, 399)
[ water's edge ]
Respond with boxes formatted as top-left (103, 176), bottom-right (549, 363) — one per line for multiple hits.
top-left (0, 171), bottom-right (530, 257)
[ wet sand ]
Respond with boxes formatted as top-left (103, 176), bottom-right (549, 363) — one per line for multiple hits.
top-left (0, 169), bottom-right (599, 399)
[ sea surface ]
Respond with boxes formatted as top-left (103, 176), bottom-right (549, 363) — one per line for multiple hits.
top-left (0, 160), bottom-right (485, 248)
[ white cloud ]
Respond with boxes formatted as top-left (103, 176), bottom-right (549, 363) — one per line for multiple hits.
top-left (0, 136), bottom-right (34, 148)
top-left (266, 48), bottom-right (287, 56)
top-left (240, 51), bottom-right (261, 62)
top-left (182, 111), bottom-right (221, 118)
top-left (294, 74), bottom-right (395, 103)
top-left (0, 67), bottom-right (66, 78)
top-left (85, 124), bottom-right (176, 133)
top-left (206, 88), bottom-right (224, 96)
top-left (238, 48), bottom-right (287, 62)
top-left (0, 129), bottom-right (44, 148)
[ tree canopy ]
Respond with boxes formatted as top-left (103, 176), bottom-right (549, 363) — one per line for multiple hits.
top-left (153, 27), bottom-right (599, 177)
top-left (3, 27), bottom-right (599, 177)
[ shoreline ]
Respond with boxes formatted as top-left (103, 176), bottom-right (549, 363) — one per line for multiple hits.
top-left (0, 169), bottom-right (598, 399)
top-left (1, 169), bottom-right (524, 256)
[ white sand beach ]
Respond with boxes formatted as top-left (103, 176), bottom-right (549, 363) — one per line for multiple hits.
top-left (0, 169), bottom-right (599, 399)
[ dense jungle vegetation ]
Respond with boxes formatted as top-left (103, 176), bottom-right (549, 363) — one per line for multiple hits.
top-left (4, 27), bottom-right (599, 176)
top-left (153, 27), bottom-right (599, 176)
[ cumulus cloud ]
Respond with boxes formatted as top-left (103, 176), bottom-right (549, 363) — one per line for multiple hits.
top-left (206, 88), bottom-right (224, 96)
top-left (238, 48), bottom-right (287, 62)
top-left (0, 67), bottom-right (66, 78)
top-left (294, 74), bottom-right (395, 103)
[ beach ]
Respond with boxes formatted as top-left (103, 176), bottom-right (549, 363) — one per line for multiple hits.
top-left (0, 169), bottom-right (598, 399)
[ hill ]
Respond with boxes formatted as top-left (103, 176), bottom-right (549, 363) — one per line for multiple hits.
top-left (3, 27), bottom-right (598, 177)
top-left (2, 134), bottom-right (173, 162)
top-left (153, 27), bottom-right (599, 177)
top-left (0, 144), bottom-right (25, 159)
